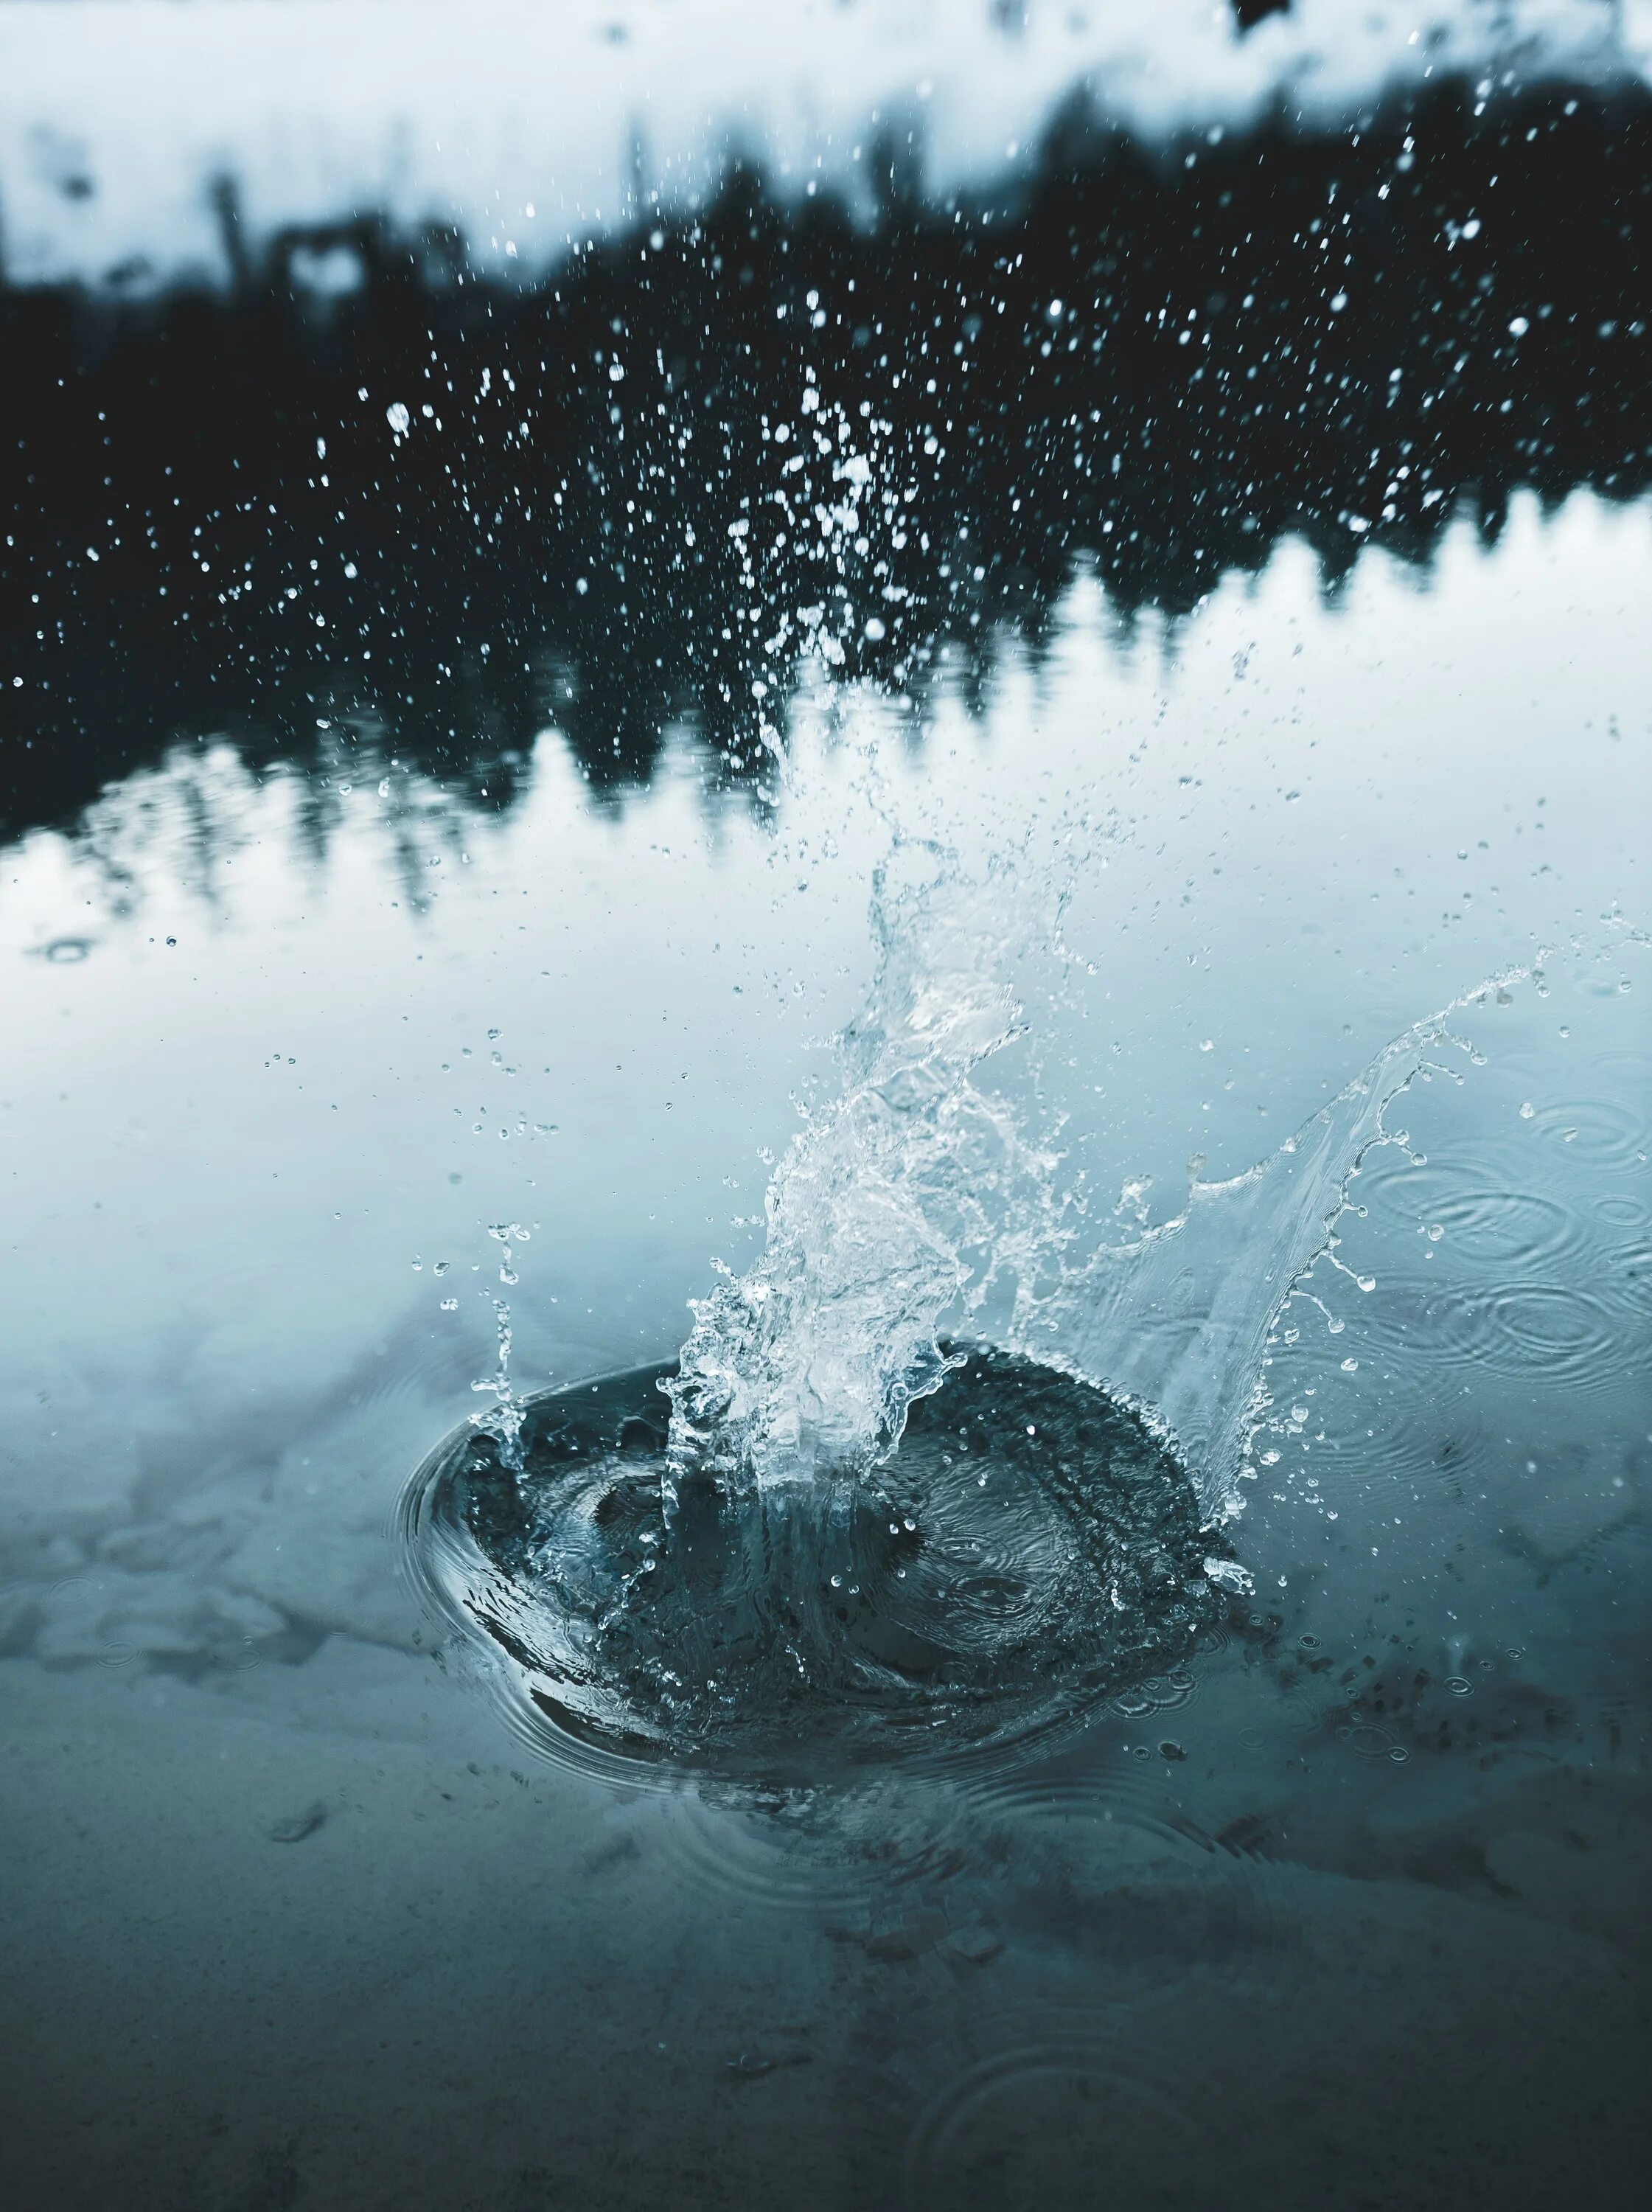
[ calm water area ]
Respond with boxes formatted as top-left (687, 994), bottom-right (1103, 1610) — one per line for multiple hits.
top-left (1, 15), bottom-right (1649, 2208)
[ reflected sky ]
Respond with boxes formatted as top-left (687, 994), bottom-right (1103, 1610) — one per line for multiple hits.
top-left (4, 487), bottom-right (1643, 1571)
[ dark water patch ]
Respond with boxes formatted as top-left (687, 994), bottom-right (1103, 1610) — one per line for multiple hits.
top-left (949, 1768), bottom-right (1286, 1981)
top-left (661, 1779), bottom-right (971, 1917)
top-left (401, 1347), bottom-right (1223, 1781)
top-left (4, 77), bottom-right (1650, 839)
top-left (901, 2006), bottom-right (1203, 2211)
top-left (264, 1800), bottom-right (327, 1844)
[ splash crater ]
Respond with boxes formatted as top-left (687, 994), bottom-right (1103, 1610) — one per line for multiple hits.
top-left (401, 1346), bottom-right (1222, 1779)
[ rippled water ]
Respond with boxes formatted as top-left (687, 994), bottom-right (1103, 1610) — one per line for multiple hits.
top-left (405, 1350), bottom-right (1222, 1776)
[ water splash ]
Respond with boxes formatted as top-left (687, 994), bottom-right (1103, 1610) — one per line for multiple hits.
top-left (405, 1347), bottom-right (1221, 1777)
top-left (662, 816), bottom-right (1594, 1522)
top-left (662, 835), bottom-right (1073, 1498)
top-left (1022, 976), bottom-right (1539, 1519)
top-left (470, 1293), bottom-right (525, 1471)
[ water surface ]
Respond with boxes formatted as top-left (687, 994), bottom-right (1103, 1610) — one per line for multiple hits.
top-left (1, 65), bottom-right (1649, 2211)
